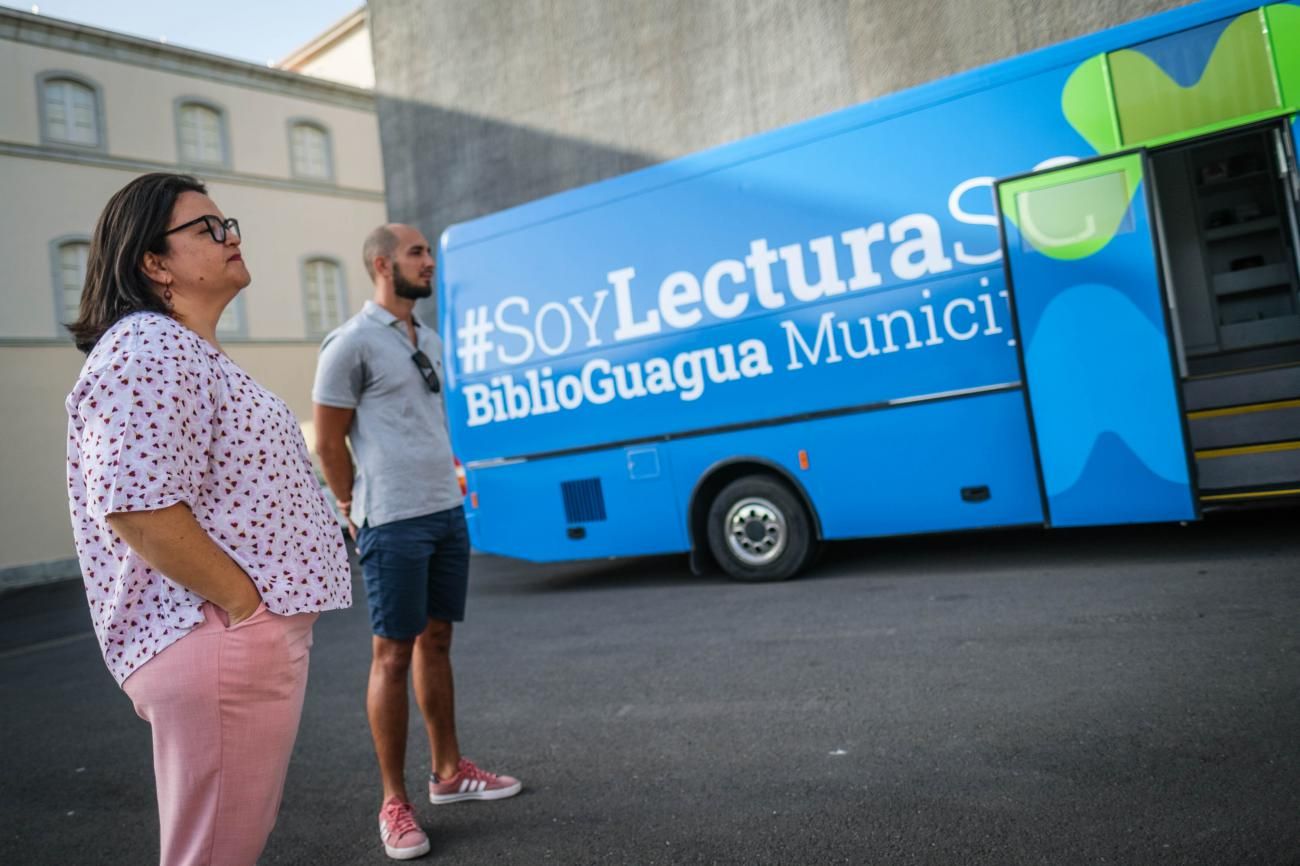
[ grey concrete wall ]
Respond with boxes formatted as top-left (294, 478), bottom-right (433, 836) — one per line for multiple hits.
top-left (370, 0), bottom-right (1191, 275)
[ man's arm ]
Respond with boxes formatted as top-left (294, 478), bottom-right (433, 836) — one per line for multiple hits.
top-left (314, 402), bottom-right (358, 537)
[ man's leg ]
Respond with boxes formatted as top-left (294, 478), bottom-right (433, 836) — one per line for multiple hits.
top-left (369, 635), bottom-right (433, 860)
top-left (417, 505), bottom-right (520, 804)
top-left (413, 619), bottom-right (461, 781)
top-left (416, 621), bottom-right (522, 807)
top-left (357, 516), bottom-right (440, 859)
top-left (357, 517), bottom-right (435, 802)
top-left (416, 507), bottom-right (471, 781)
top-left (368, 635), bottom-right (416, 801)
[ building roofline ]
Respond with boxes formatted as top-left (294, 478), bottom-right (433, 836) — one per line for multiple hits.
top-left (278, 6), bottom-right (367, 71)
top-left (0, 6), bottom-right (374, 111)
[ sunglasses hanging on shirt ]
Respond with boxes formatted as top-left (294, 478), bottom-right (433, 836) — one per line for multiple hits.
top-left (411, 349), bottom-right (441, 393)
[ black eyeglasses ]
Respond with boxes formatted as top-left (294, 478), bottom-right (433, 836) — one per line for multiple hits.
top-left (161, 215), bottom-right (240, 244)
top-left (411, 349), bottom-right (441, 393)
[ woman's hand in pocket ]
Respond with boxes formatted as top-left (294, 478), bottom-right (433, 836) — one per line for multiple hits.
top-left (224, 580), bottom-right (264, 626)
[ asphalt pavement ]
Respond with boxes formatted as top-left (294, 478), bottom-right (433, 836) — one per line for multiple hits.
top-left (2, 508), bottom-right (1298, 865)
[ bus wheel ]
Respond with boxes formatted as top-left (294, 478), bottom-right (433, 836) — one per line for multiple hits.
top-left (707, 475), bottom-right (812, 582)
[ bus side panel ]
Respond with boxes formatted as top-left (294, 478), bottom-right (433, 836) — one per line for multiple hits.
top-left (448, 269), bottom-right (1021, 464)
top-left (800, 390), bottom-right (1044, 538)
top-left (465, 447), bottom-right (688, 562)
top-left (441, 55), bottom-right (1099, 465)
top-left (667, 389), bottom-right (1044, 542)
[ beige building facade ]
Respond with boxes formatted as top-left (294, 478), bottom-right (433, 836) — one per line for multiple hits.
top-left (0, 8), bottom-right (385, 584)
top-left (279, 7), bottom-right (374, 90)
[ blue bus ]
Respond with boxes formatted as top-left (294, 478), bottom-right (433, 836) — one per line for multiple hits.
top-left (439, 0), bottom-right (1300, 581)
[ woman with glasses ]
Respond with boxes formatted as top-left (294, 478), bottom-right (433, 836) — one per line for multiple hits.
top-left (64, 173), bottom-right (351, 865)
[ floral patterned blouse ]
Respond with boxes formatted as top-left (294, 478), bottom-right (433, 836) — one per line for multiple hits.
top-left (65, 312), bottom-right (351, 685)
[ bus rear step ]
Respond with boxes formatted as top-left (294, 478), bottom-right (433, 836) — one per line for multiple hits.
top-left (1184, 362), bottom-right (1300, 503)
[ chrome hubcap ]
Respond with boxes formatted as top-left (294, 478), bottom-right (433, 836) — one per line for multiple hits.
top-left (725, 497), bottom-right (787, 565)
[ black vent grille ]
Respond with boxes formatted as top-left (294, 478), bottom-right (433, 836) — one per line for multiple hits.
top-left (561, 478), bottom-right (607, 523)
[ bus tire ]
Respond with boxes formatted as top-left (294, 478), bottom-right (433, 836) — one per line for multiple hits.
top-left (706, 475), bottom-right (812, 582)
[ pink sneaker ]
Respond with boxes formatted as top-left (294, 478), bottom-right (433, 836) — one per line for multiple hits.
top-left (378, 797), bottom-right (430, 860)
top-left (429, 758), bottom-right (522, 804)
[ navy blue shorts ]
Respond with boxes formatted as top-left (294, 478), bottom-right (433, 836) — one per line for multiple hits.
top-left (356, 507), bottom-right (470, 640)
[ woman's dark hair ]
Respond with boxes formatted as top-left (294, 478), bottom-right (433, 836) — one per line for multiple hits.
top-left (68, 172), bottom-right (207, 354)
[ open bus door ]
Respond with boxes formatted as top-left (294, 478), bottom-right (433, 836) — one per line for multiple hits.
top-left (996, 151), bottom-right (1199, 528)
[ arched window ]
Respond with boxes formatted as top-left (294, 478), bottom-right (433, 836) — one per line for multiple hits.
top-left (289, 121), bottom-right (333, 181)
top-left (302, 258), bottom-right (347, 338)
top-left (176, 100), bottom-right (229, 166)
top-left (39, 74), bottom-right (103, 148)
top-left (51, 237), bottom-right (90, 326)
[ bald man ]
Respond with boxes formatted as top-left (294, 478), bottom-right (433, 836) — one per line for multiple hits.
top-left (313, 224), bottom-right (520, 861)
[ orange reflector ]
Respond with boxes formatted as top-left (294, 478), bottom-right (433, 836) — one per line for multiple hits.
top-left (454, 456), bottom-right (468, 496)
top-left (798, 449), bottom-right (809, 470)
top-left (470, 491), bottom-right (479, 509)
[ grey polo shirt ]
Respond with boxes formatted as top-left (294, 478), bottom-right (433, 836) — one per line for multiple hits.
top-left (312, 301), bottom-right (462, 528)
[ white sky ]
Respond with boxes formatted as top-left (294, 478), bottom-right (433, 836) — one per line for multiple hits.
top-left (4, 1), bottom-right (364, 66)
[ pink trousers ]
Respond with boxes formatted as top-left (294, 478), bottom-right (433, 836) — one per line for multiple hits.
top-left (122, 602), bottom-right (319, 866)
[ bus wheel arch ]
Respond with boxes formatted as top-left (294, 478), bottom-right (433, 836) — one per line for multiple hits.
top-left (687, 459), bottom-right (822, 581)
